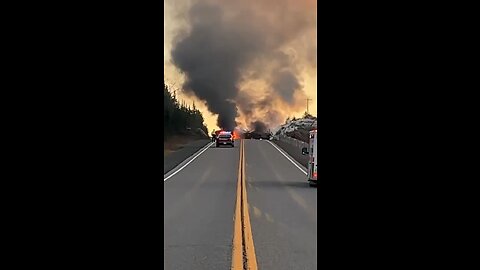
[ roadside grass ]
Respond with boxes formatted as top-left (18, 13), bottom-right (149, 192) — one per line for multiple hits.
top-left (164, 135), bottom-right (208, 156)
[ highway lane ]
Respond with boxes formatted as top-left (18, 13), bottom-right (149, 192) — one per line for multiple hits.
top-left (163, 139), bottom-right (317, 269)
top-left (244, 139), bottom-right (317, 270)
top-left (164, 142), bottom-right (239, 270)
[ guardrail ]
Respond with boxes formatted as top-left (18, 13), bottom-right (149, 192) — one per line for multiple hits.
top-left (274, 134), bottom-right (309, 149)
top-left (272, 134), bottom-right (309, 168)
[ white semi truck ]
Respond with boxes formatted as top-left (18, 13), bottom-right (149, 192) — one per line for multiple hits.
top-left (302, 129), bottom-right (317, 186)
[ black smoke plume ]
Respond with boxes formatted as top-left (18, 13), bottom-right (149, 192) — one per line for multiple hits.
top-left (250, 120), bottom-right (269, 134)
top-left (171, 2), bottom-right (262, 130)
top-left (170, 0), bottom-right (315, 129)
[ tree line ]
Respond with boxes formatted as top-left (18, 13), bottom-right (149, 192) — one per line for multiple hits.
top-left (164, 82), bottom-right (208, 140)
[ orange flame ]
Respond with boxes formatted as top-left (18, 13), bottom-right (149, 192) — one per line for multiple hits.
top-left (233, 130), bottom-right (239, 140)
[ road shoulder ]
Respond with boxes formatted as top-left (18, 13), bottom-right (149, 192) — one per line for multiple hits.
top-left (164, 138), bottom-right (211, 174)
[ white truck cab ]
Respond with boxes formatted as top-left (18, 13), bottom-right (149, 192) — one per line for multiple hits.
top-left (302, 130), bottom-right (317, 186)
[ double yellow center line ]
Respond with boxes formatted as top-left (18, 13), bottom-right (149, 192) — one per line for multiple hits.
top-left (232, 139), bottom-right (258, 270)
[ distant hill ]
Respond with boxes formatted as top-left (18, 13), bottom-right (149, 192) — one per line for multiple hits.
top-left (274, 113), bottom-right (317, 143)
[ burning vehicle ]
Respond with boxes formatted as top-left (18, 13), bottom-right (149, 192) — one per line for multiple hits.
top-left (244, 131), bottom-right (271, 140)
top-left (243, 121), bottom-right (272, 140)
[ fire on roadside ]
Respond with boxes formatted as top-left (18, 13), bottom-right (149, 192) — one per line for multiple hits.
top-left (216, 128), bottom-right (241, 140)
top-left (232, 130), bottom-right (240, 140)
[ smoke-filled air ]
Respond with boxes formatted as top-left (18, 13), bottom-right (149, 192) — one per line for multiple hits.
top-left (166, 0), bottom-right (317, 132)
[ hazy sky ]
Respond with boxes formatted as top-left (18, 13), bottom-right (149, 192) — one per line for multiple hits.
top-left (164, 0), bottom-right (317, 132)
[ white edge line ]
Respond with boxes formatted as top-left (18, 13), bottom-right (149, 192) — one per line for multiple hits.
top-left (267, 141), bottom-right (307, 175)
top-left (164, 141), bottom-right (215, 181)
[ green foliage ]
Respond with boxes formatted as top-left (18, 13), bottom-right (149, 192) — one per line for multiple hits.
top-left (164, 82), bottom-right (208, 139)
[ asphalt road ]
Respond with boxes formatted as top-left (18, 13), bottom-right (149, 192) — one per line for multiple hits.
top-left (245, 140), bottom-right (317, 270)
top-left (164, 139), bottom-right (211, 174)
top-left (164, 139), bottom-right (317, 270)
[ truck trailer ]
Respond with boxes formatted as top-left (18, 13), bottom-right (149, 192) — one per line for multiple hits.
top-left (302, 129), bottom-right (317, 186)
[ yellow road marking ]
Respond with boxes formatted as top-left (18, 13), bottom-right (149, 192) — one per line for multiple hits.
top-left (231, 140), bottom-right (244, 270)
top-left (231, 140), bottom-right (258, 270)
top-left (242, 140), bottom-right (258, 270)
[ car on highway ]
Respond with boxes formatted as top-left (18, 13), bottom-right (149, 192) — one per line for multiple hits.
top-left (216, 131), bottom-right (234, 147)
